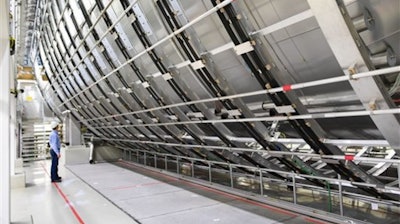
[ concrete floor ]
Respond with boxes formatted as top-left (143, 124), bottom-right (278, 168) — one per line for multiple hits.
top-left (67, 162), bottom-right (326, 224)
top-left (11, 160), bottom-right (135, 224)
top-left (11, 160), bottom-right (333, 224)
top-left (136, 156), bottom-right (400, 224)
top-left (13, 159), bottom-right (396, 224)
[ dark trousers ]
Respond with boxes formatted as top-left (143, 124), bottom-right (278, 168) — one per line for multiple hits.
top-left (50, 149), bottom-right (59, 181)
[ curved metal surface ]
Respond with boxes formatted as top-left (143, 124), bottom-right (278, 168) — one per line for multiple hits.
top-left (36, 0), bottom-right (400, 200)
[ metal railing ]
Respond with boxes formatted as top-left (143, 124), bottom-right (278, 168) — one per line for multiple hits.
top-left (119, 147), bottom-right (400, 219)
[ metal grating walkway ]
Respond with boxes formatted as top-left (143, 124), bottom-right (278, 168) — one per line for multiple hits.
top-left (67, 162), bottom-right (331, 224)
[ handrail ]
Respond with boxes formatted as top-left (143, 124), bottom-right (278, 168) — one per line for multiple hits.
top-left (118, 147), bottom-right (400, 203)
top-left (93, 136), bottom-right (400, 165)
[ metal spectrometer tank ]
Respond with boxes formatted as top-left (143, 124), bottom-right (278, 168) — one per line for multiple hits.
top-left (35, 0), bottom-right (400, 202)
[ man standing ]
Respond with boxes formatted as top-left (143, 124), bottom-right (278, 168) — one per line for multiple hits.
top-left (49, 121), bottom-right (62, 182)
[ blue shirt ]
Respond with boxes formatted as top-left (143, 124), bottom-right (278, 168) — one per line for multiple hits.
top-left (49, 130), bottom-right (61, 155)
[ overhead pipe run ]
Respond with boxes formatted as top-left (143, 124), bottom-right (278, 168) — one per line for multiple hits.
top-left (80, 65), bottom-right (400, 122)
top-left (250, 9), bottom-right (314, 36)
top-left (89, 107), bottom-right (400, 130)
top-left (57, 0), bottom-right (235, 108)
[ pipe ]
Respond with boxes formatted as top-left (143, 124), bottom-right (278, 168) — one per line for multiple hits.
top-left (57, 0), bottom-right (235, 108)
top-left (81, 65), bottom-right (400, 122)
top-left (84, 135), bottom-right (390, 157)
top-left (251, 9), bottom-right (314, 36)
top-left (84, 132), bottom-right (390, 147)
top-left (88, 107), bottom-right (400, 129)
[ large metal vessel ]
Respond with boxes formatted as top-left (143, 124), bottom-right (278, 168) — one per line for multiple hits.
top-left (33, 0), bottom-right (400, 214)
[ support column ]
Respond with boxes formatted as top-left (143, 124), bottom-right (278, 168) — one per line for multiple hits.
top-left (64, 113), bottom-right (81, 146)
top-left (0, 0), bottom-right (11, 223)
top-left (307, 0), bottom-right (400, 154)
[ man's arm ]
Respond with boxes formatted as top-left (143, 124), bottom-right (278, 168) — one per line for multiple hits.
top-left (56, 134), bottom-right (61, 158)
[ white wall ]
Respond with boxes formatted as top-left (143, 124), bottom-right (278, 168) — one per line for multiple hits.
top-left (0, 0), bottom-right (11, 222)
top-left (10, 58), bottom-right (16, 175)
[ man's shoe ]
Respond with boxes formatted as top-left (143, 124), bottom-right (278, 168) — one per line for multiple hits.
top-left (51, 179), bottom-right (62, 183)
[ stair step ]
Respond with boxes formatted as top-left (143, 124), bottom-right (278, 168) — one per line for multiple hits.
top-left (21, 121), bottom-right (53, 162)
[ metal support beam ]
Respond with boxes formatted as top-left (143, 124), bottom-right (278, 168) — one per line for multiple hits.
top-left (307, 0), bottom-right (400, 154)
top-left (0, 0), bottom-right (11, 222)
top-left (57, 0), bottom-right (235, 108)
top-left (79, 66), bottom-right (400, 122)
top-left (251, 9), bottom-right (314, 36)
top-left (89, 107), bottom-right (400, 128)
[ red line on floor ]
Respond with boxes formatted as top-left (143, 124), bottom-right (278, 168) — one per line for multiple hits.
top-left (40, 163), bottom-right (85, 224)
top-left (39, 162), bottom-right (51, 176)
top-left (53, 183), bottom-right (85, 224)
top-left (118, 161), bottom-right (329, 224)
